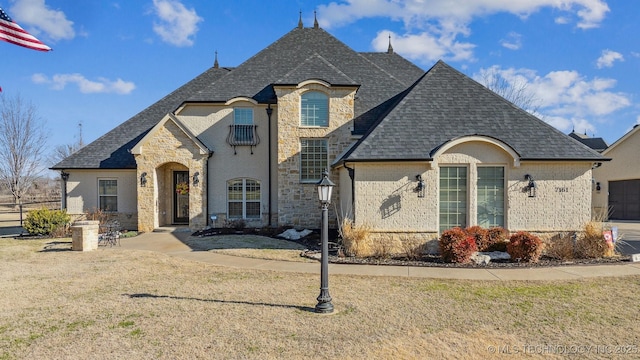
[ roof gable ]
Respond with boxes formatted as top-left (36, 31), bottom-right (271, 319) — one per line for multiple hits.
top-left (131, 113), bottom-right (210, 156)
top-left (603, 125), bottom-right (640, 156)
top-left (342, 61), bottom-right (607, 163)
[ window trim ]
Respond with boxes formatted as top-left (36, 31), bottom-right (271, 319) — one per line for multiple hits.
top-left (98, 178), bottom-right (118, 212)
top-left (300, 91), bottom-right (329, 127)
top-left (227, 178), bottom-right (261, 220)
top-left (300, 138), bottom-right (329, 183)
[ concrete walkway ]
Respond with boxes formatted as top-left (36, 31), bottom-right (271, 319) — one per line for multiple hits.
top-left (119, 228), bottom-right (640, 281)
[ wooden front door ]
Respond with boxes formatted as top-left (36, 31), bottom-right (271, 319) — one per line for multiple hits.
top-left (173, 171), bottom-right (189, 224)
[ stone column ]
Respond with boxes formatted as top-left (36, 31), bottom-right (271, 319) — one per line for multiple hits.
top-left (71, 220), bottom-right (100, 251)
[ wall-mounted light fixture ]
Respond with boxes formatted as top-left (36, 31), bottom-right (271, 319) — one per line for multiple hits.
top-left (415, 174), bottom-right (425, 198)
top-left (193, 171), bottom-right (200, 186)
top-left (140, 172), bottom-right (147, 187)
top-left (596, 182), bottom-right (601, 192)
top-left (524, 174), bottom-right (536, 197)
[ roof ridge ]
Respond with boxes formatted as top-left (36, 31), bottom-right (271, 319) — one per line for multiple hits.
top-left (275, 52), bottom-right (357, 85)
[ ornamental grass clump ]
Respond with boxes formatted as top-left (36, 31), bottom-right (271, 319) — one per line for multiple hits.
top-left (576, 221), bottom-right (612, 258)
top-left (439, 227), bottom-right (477, 264)
top-left (339, 218), bottom-right (372, 257)
top-left (507, 231), bottom-right (543, 263)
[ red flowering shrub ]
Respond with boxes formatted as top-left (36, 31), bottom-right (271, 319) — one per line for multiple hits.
top-left (507, 231), bottom-right (543, 263)
top-left (439, 228), bottom-right (478, 263)
top-left (484, 227), bottom-right (510, 252)
top-left (465, 226), bottom-right (489, 251)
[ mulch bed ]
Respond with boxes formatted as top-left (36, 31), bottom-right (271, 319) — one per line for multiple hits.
top-left (191, 227), bottom-right (633, 269)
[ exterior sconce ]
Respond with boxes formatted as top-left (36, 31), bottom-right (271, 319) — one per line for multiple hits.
top-left (140, 172), bottom-right (147, 187)
top-left (193, 172), bottom-right (200, 186)
top-left (596, 182), bottom-right (601, 192)
top-left (415, 174), bottom-right (425, 198)
top-left (524, 174), bottom-right (536, 197)
top-left (60, 171), bottom-right (70, 182)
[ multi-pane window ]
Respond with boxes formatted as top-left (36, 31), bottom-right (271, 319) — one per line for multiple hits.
top-left (233, 108), bottom-right (254, 142)
top-left (301, 91), bottom-right (328, 127)
top-left (477, 167), bottom-right (505, 228)
top-left (228, 178), bottom-right (261, 219)
top-left (300, 139), bottom-right (328, 182)
top-left (439, 167), bottom-right (467, 232)
top-left (98, 179), bottom-right (117, 212)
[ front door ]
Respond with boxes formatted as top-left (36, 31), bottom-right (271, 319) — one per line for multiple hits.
top-left (609, 179), bottom-right (640, 220)
top-left (174, 171), bottom-right (189, 224)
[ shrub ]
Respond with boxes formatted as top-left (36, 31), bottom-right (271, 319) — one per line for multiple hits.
top-left (401, 237), bottom-right (425, 261)
top-left (439, 228), bottom-right (477, 263)
top-left (485, 227), bottom-right (510, 252)
top-left (465, 226), bottom-right (489, 251)
top-left (24, 208), bottom-right (71, 236)
top-left (576, 221), bottom-right (611, 258)
top-left (507, 231), bottom-right (543, 263)
top-left (545, 232), bottom-right (576, 260)
top-left (85, 208), bottom-right (112, 227)
top-left (339, 218), bottom-right (372, 257)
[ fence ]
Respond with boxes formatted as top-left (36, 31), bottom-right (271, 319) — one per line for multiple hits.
top-left (0, 199), bottom-right (62, 227)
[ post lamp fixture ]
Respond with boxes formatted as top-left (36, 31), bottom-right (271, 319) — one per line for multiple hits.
top-left (315, 169), bottom-right (335, 314)
top-left (524, 174), bottom-right (536, 198)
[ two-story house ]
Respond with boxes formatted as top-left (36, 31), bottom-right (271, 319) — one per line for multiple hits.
top-left (52, 20), bottom-right (606, 243)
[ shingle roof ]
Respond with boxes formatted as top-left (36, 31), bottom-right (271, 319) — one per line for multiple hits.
top-left (54, 26), bottom-right (424, 169)
top-left (341, 61), bottom-right (607, 162)
top-left (52, 66), bottom-right (231, 169)
top-left (568, 131), bottom-right (608, 152)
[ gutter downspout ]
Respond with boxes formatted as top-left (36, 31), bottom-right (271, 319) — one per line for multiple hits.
top-left (266, 104), bottom-right (273, 227)
top-left (206, 151), bottom-right (213, 227)
top-left (343, 161), bottom-right (355, 223)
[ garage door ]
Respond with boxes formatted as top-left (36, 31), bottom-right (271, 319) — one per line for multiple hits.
top-left (609, 180), bottom-right (640, 220)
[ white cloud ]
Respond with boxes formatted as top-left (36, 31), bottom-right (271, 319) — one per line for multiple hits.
top-left (373, 30), bottom-right (475, 62)
top-left (596, 49), bottom-right (624, 68)
top-left (474, 65), bottom-right (631, 134)
top-left (318, 0), bottom-right (609, 64)
top-left (9, 0), bottom-right (75, 41)
top-left (31, 73), bottom-right (135, 94)
top-left (152, 0), bottom-right (203, 47)
top-left (500, 32), bottom-right (522, 50)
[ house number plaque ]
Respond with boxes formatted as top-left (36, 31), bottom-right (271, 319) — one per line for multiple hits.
top-left (555, 187), bottom-right (569, 193)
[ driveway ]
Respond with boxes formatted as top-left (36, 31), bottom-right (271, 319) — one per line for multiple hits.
top-left (608, 221), bottom-right (640, 255)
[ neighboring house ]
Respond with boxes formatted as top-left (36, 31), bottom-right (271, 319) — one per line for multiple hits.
top-left (592, 125), bottom-right (640, 220)
top-left (52, 20), bottom-right (606, 243)
top-left (568, 131), bottom-right (608, 153)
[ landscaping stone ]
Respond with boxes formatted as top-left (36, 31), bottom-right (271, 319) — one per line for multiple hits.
top-left (471, 251), bottom-right (511, 265)
top-left (278, 228), bottom-right (312, 240)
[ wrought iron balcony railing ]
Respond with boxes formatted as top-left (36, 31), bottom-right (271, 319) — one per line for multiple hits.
top-left (227, 124), bottom-right (260, 154)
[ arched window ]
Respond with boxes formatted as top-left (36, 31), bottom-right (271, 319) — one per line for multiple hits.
top-left (228, 178), bottom-right (261, 219)
top-left (301, 91), bottom-right (328, 127)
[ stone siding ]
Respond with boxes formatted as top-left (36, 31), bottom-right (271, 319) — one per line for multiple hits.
top-left (275, 84), bottom-right (356, 228)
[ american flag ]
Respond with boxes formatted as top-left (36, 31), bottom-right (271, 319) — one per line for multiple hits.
top-left (0, 6), bottom-right (51, 51)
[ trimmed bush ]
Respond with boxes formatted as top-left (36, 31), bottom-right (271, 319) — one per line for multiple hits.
top-left (485, 227), bottom-right (510, 252)
top-left (465, 226), bottom-right (489, 251)
top-left (507, 231), bottom-right (543, 263)
top-left (439, 228), bottom-right (477, 263)
top-left (24, 208), bottom-right (71, 236)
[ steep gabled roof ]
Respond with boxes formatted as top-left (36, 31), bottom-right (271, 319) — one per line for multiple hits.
top-left (602, 124), bottom-right (640, 156)
top-left (341, 61), bottom-right (607, 163)
top-left (52, 66), bottom-right (231, 169)
top-left (275, 53), bottom-right (358, 86)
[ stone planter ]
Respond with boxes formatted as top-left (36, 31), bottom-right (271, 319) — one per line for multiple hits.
top-left (71, 220), bottom-right (100, 251)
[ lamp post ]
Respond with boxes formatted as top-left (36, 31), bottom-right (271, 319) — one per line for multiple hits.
top-left (315, 169), bottom-right (334, 313)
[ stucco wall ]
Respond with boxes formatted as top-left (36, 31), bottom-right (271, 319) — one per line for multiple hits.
top-left (592, 127), bottom-right (640, 218)
top-left (178, 101), bottom-right (275, 227)
top-left (64, 169), bottom-right (137, 229)
top-left (349, 140), bottom-right (592, 235)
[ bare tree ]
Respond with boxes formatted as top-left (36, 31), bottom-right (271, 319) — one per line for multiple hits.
top-left (0, 94), bottom-right (48, 204)
top-left (478, 66), bottom-right (541, 114)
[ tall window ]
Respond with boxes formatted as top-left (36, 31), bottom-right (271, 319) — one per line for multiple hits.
top-left (477, 167), bottom-right (505, 228)
top-left (300, 139), bottom-right (328, 182)
top-left (98, 179), bottom-right (118, 212)
top-left (301, 91), bottom-right (328, 127)
top-left (228, 178), bottom-right (261, 219)
top-left (439, 167), bottom-right (467, 232)
top-left (233, 108), bottom-right (254, 142)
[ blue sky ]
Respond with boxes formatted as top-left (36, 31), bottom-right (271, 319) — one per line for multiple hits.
top-left (1, 0), bottom-right (638, 164)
